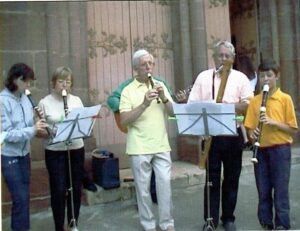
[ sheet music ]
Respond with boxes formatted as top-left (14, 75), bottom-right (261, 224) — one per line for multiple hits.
top-left (50, 104), bottom-right (101, 144)
top-left (173, 102), bottom-right (237, 136)
top-left (67, 104), bottom-right (101, 119)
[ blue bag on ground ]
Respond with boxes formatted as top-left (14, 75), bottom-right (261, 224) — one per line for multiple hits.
top-left (92, 149), bottom-right (120, 189)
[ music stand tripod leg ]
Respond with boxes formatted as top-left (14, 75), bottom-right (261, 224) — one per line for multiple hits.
top-left (202, 109), bottom-right (215, 231)
top-left (66, 142), bottom-right (79, 231)
top-left (203, 148), bottom-right (215, 231)
top-left (64, 116), bottom-right (80, 231)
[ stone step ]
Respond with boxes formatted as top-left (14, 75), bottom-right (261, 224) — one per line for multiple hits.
top-left (84, 147), bottom-right (300, 207)
top-left (84, 161), bottom-right (206, 206)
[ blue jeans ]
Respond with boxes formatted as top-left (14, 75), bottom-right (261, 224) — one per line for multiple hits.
top-left (204, 128), bottom-right (244, 227)
top-left (45, 148), bottom-right (84, 231)
top-left (1, 154), bottom-right (30, 231)
top-left (254, 144), bottom-right (291, 229)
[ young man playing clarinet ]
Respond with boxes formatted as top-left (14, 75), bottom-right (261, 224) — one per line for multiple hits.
top-left (244, 59), bottom-right (298, 230)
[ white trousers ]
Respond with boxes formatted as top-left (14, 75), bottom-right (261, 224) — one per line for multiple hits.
top-left (130, 152), bottom-right (174, 231)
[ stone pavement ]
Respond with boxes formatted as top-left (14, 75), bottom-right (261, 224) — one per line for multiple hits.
top-left (2, 146), bottom-right (300, 231)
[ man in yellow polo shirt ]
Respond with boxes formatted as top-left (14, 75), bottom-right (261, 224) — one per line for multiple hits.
top-left (244, 59), bottom-right (298, 230)
top-left (119, 49), bottom-right (175, 231)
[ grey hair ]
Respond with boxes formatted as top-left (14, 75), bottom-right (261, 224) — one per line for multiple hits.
top-left (213, 40), bottom-right (236, 57)
top-left (132, 49), bottom-right (153, 69)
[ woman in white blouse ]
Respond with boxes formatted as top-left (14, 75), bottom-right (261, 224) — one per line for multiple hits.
top-left (38, 67), bottom-right (84, 231)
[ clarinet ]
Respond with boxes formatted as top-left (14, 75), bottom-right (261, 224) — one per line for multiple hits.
top-left (147, 73), bottom-right (160, 103)
top-left (62, 89), bottom-right (69, 117)
top-left (25, 89), bottom-right (52, 137)
top-left (251, 84), bottom-right (269, 163)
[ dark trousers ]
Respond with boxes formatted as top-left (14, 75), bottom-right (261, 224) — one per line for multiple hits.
top-left (1, 154), bottom-right (30, 231)
top-left (255, 144), bottom-right (291, 229)
top-left (204, 129), bottom-right (244, 227)
top-left (45, 148), bottom-right (84, 231)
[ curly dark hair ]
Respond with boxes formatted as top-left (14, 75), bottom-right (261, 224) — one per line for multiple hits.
top-left (4, 63), bottom-right (35, 92)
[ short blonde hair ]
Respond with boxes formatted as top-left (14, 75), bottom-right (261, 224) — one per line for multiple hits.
top-left (51, 66), bottom-right (73, 88)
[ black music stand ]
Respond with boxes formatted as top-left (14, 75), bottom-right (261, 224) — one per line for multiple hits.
top-left (173, 102), bottom-right (237, 136)
top-left (50, 105), bottom-right (101, 231)
top-left (50, 105), bottom-right (101, 145)
top-left (173, 102), bottom-right (237, 231)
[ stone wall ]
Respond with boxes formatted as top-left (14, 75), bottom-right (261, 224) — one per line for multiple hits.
top-left (0, 1), bottom-right (94, 217)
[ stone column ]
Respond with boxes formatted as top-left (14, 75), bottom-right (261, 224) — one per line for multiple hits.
top-left (179, 0), bottom-right (193, 87)
top-left (170, 1), bottom-right (183, 92)
top-left (190, 0), bottom-right (208, 78)
top-left (45, 2), bottom-right (70, 83)
top-left (45, 2), bottom-right (89, 104)
top-left (171, 0), bottom-right (193, 91)
top-left (293, 0), bottom-right (300, 111)
top-left (257, 0), bottom-right (279, 61)
top-left (277, 0), bottom-right (297, 98)
top-left (68, 2), bottom-right (89, 103)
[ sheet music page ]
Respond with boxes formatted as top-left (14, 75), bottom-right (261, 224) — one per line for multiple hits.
top-left (67, 104), bottom-right (101, 119)
top-left (173, 102), bottom-right (237, 136)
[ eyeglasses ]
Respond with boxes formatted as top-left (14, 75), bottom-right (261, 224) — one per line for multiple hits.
top-left (57, 79), bottom-right (72, 85)
top-left (217, 53), bottom-right (233, 59)
top-left (140, 61), bottom-right (155, 68)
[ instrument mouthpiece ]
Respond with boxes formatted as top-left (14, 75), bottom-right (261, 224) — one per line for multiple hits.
top-left (147, 73), bottom-right (152, 78)
top-left (262, 84), bottom-right (269, 92)
top-left (25, 89), bottom-right (31, 96)
top-left (215, 65), bottom-right (223, 74)
top-left (62, 89), bottom-right (67, 97)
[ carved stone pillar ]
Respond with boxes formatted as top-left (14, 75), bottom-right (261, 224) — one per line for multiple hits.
top-left (277, 0), bottom-right (297, 98)
top-left (257, 0), bottom-right (279, 60)
top-left (190, 0), bottom-right (208, 77)
top-left (171, 0), bottom-right (193, 91)
top-left (45, 2), bottom-right (89, 103)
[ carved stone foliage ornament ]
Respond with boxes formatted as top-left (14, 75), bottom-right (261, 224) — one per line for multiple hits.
top-left (133, 33), bottom-right (172, 60)
top-left (88, 29), bottom-right (128, 58)
top-left (88, 29), bottom-right (172, 60)
top-left (209, 0), bottom-right (227, 8)
top-left (150, 0), bottom-right (170, 6)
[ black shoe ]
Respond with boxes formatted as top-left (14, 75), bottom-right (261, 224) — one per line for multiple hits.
top-left (223, 222), bottom-right (236, 231)
top-left (262, 224), bottom-right (274, 230)
top-left (83, 181), bottom-right (97, 192)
